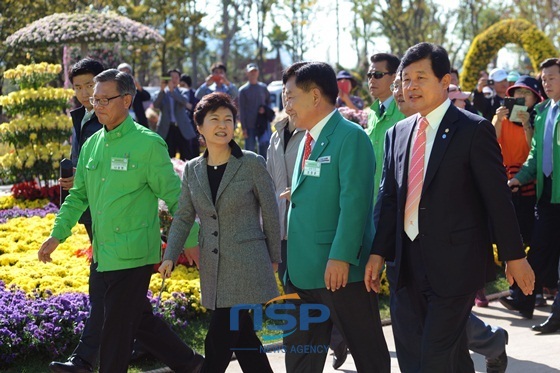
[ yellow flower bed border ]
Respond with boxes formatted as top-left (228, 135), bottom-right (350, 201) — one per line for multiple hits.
top-left (461, 19), bottom-right (558, 92)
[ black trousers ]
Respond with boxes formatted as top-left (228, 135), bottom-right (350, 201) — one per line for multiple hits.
top-left (99, 264), bottom-right (199, 373)
top-left (166, 125), bottom-right (194, 160)
top-left (398, 237), bottom-right (476, 373)
top-left (511, 176), bottom-right (560, 309)
top-left (284, 281), bottom-right (390, 373)
top-left (71, 224), bottom-right (101, 366)
top-left (202, 308), bottom-right (272, 373)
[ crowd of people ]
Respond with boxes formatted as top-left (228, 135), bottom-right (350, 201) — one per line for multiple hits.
top-left (35, 41), bottom-right (560, 373)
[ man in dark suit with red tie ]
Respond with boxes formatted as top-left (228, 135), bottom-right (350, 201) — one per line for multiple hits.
top-left (365, 42), bottom-right (535, 372)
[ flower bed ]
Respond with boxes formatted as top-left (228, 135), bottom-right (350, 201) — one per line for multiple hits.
top-left (0, 204), bottom-right (205, 366)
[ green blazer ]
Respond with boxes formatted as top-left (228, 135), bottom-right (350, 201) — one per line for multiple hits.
top-left (516, 99), bottom-right (560, 202)
top-left (52, 116), bottom-right (181, 272)
top-left (287, 110), bottom-right (376, 290)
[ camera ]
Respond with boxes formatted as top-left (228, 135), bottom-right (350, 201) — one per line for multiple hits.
top-left (487, 79), bottom-right (495, 85)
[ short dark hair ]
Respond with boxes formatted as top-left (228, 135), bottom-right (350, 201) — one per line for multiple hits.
top-left (167, 68), bottom-right (181, 77)
top-left (193, 92), bottom-right (237, 126)
top-left (210, 62), bottom-right (227, 73)
top-left (69, 58), bottom-right (104, 84)
top-left (540, 58), bottom-right (560, 70)
top-left (282, 61), bottom-right (338, 105)
top-left (450, 68), bottom-right (459, 76)
top-left (93, 69), bottom-right (136, 98)
top-left (370, 53), bottom-right (401, 74)
top-left (399, 42), bottom-right (450, 80)
top-left (180, 74), bottom-right (192, 86)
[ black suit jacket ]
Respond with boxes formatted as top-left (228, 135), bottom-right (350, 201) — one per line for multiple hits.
top-left (372, 104), bottom-right (525, 297)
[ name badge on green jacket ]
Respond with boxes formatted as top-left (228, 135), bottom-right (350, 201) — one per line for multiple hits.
top-left (111, 157), bottom-right (128, 171)
top-left (303, 160), bottom-right (321, 177)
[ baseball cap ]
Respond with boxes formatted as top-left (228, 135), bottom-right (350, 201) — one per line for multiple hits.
top-left (507, 71), bottom-right (520, 82)
top-left (246, 63), bottom-right (258, 72)
top-left (483, 86), bottom-right (494, 98)
top-left (489, 68), bottom-right (507, 82)
top-left (117, 63), bottom-right (133, 73)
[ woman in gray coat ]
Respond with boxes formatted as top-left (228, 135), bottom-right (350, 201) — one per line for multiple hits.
top-left (159, 92), bottom-right (281, 373)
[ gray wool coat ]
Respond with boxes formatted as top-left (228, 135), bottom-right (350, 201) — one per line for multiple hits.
top-left (164, 145), bottom-right (281, 310)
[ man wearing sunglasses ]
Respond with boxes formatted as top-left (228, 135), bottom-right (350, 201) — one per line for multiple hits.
top-left (365, 53), bottom-right (406, 204)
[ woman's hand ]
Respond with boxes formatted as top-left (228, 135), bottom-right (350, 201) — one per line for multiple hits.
top-left (159, 260), bottom-right (174, 278)
top-left (495, 106), bottom-right (509, 123)
top-left (183, 246), bottom-right (200, 269)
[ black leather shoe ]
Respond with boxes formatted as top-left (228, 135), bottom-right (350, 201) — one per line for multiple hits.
top-left (532, 317), bottom-right (560, 334)
top-left (49, 356), bottom-right (93, 373)
top-left (498, 296), bottom-right (533, 319)
top-left (486, 350), bottom-right (507, 373)
top-left (332, 342), bottom-right (348, 370)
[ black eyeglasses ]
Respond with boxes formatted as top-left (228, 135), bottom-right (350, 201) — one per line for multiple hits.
top-left (89, 94), bottom-right (125, 106)
top-left (367, 71), bottom-right (394, 80)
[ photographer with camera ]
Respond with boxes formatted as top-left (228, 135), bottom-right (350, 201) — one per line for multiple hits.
top-left (195, 62), bottom-right (238, 100)
top-left (474, 68), bottom-right (510, 121)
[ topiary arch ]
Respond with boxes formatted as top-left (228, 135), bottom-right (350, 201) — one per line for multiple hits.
top-left (460, 19), bottom-right (558, 92)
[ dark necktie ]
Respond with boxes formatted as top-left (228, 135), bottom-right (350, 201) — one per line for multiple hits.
top-left (379, 104), bottom-right (385, 117)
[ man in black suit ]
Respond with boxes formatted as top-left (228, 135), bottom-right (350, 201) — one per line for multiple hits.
top-left (365, 42), bottom-right (534, 372)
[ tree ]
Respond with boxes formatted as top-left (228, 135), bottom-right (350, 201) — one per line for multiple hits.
top-left (349, 0), bottom-right (377, 70)
top-left (215, 0), bottom-right (250, 68)
top-left (508, 0), bottom-right (560, 50)
top-left (285, 0), bottom-right (317, 62)
top-left (249, 0), bottom-right (276, 66)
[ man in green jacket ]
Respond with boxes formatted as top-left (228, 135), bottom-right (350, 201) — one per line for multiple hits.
top-left (38, 69), bottom-right (203, 373)
top-left (505, 57), bottom-right (560, 328)
top-left (365, 53), bottom-right (405, 204)
top-left (284, 61), bottom-right (390, 372)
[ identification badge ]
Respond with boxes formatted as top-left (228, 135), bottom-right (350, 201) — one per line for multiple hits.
top-left (111, 157), bottom-right (128, 171)
top-left (317, 156), bottom-right (331, 164)
top-left (303, 160), bottom-right (321, 177)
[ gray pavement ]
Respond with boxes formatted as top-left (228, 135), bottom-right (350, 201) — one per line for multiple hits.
top-left (225, 298), bottom-right (560, 373)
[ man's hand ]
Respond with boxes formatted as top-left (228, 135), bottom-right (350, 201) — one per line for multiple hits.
top-left (59, 176), bottom-right (74, 191)
top-left (505, 258), bottom-right (535, 296)
top-left (364, 254), bottom-right (385, 293)
top-left (243, 129), bottom-right (248, 139)
top-left (272, 262), bottom-right (279, 273)
top-left (477, 77), bottom-right (488, 93)
top-left (159, 260), bottom-right (174, 278)
top-left (38, 237), bottom-right (60, 263)
top-left (279, 188), bottom-right (291, 201)
top-left (183, 246), bottom-right (200, 269)
top-left (324, 259), bottom-right (349, 291)
top-left (508, 177), bottom-right (521, 193)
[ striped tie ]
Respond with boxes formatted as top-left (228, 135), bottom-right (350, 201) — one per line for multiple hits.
top-left (404, 117), bottom-right (429, 240)
top-left (301, 132), bottom-right (313, 170)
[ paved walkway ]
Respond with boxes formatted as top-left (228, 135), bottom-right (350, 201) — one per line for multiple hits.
top-left (225, 299), bottom-right (560, 373)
